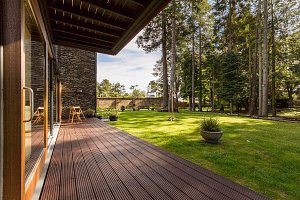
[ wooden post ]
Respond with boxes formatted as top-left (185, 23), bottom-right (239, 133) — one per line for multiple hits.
top-left (3, 0), bottom-right (25, 199)
top-left (0, 1), bottom-right (4, 198)
top-left (44, 45), bottom-right (49, 147)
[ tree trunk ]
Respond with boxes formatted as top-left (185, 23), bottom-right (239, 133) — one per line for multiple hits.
top-left (227, 0), bottom-right (237, 53)
top-left (162, 14), bottom-right (169, 110)
top-left (262, 0), bottom-right (269, 116)
top-left (210, 68), bottom-right (215, 112)
top-left (198, 26), bottom-right (203, 112)
top-left (228, 0), bottom-right (233, 53)
top-left (191, 32), bottom-right (195, 111)
top-left (286, 83), bottom-right (293, 104)
top-left (258, 0), bottom-right (263, 116)
top-left (271, 0), bottom-right (276, 117)
top-left (248, 38), bottom-right (253, 113)
top-left (189, 96), bottom-right (192, 111)
top-left (230, 101), bottom-right (233, 115)
top-left (175, 76), bottom-right (179, 103)
top-left (169, 2), bottom-right (176, 113)
top-left (249, 17), bottom-right (259, 116)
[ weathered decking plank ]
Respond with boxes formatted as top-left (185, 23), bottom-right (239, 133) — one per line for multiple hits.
top-left (40, 118), bottom-right (269, 200)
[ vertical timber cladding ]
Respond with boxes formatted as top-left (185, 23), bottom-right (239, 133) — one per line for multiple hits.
top-left (55, 45), bottom-right (97, 119)
top-left (3, 0), bottom-right (24, 199)
top-left (0, 0), bottom-right (3, 197)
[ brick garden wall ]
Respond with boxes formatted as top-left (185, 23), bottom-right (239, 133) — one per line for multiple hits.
top-left (55, 45), bottom-right (97, 119)
top-left (97, 98), bottom-right (163, 109)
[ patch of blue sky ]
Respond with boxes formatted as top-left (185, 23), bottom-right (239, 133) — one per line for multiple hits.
top-left (97, 34), bottom-right (161, 93)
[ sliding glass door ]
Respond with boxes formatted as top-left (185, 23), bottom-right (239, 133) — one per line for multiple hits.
top-left (23, 1), bottom-right (47, 185)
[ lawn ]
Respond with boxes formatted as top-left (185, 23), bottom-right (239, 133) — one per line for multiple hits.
top-left (108, 110), bottom-right (300, 200)
top-left (277, 107), bottom-right (300, 119)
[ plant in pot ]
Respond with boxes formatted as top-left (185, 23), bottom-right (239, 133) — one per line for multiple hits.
top-left (95, 113), bottom-right (103, 119)
top-left (106, 109), bottom-right (119, 121)
top-left (121, 105), bottom-right (126, 112)
top-left (200, 118), bottom-right (223, 144)
top-left (84, 108), bottom-right (95, 118)
top-left (96, 108), bottom-right (105, 119)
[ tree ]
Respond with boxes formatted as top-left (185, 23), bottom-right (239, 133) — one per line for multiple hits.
top-left (136, 13), bottom-right (169, 109)
top-left (219, 53), bottom-right (246, 114)
top-left (132, 89), bottom-right (146, 98)
top-left (261, 0), bottom-right (269, 116)
top-left (136, 0), bottom-right (300, 116)
top-left (99, 79), bottom-right (112, 97)
top-left (162, 13), bottom-right (169, 109)
top-left (271, 0), bottom-right (276, 116)
top-left (258, 0), bottom-right (263, 116)
top-left (130, 85), bottom-right (138, 92)
top-left (169, 0), bottom-right (177, 113)
top-left (110, 83), bottom-right (126, 97)
top-left (98, 79), bottom-right (126, 97)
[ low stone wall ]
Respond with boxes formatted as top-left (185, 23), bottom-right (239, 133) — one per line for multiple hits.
top-left (97, 98), bottom-right (163, 109)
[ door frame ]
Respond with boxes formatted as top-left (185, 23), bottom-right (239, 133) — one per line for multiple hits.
top-left (2, 0), bottom-right (53, 199)
top-left (3, 0), bottom-right (25, 198)
top-left (0, 0), bottom-right (4, 197)
top-left (23, 1), bottom-right (50, 199)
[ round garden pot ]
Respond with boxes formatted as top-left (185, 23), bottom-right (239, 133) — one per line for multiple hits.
top-left (96, 115), bottom-right (103, 120)
top-left (109, 115), bottom-right (118, 121)
top-left (201, 131), bottom-right (223, 144)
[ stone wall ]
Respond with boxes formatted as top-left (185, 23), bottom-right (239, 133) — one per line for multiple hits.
top-left (30, 39), bottom-right (45, 111)
top-left (55, 45), bottom-right (97, 119)
top-left (97, 98), bottom-right (163, 109)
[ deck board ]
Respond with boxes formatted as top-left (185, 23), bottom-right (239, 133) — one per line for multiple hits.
top-left (40, 118), bottom-right (269, 200)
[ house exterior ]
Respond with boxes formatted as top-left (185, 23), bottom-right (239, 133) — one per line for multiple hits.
top-left (0, 0), bottom-right (170, 199)
top-left (147, 82), bottom-right (161, 98)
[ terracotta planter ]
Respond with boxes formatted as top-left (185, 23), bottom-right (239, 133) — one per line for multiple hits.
top-left (201, 130), bottom-right (223, 144)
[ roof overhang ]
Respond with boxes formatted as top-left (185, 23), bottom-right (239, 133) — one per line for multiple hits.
top-left (45, 0), bottom-right (171, 55)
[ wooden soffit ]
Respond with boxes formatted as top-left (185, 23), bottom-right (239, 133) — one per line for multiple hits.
top-left (45, 0), bottom-right (171, 55)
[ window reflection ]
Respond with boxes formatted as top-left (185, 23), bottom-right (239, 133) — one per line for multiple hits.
top-left (24, 2), bottom-right (45, 182)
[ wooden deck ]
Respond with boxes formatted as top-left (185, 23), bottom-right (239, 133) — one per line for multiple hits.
top-left (40, 118), bottom-right (268, 200)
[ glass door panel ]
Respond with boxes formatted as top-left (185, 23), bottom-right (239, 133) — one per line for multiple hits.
top-left (24, 2), bottom-right (46, 182)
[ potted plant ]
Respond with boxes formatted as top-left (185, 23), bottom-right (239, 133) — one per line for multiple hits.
top-left (200, 118), bottom-right (223, 144)
top-left (95, 113), bottom-right (103, 119)
top-left (84, 108), bottom-right (95, 118)
top-left (121, 105), bottom-right (125, 112)
top-left (106, 109), bottom-right (119, 121)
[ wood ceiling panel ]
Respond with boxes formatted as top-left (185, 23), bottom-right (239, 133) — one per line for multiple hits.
top-left (49, 10), bottom-right (122, 38)
top-left (51, 24), bottom-right (115, 45)
top-left (48, 0), bottom-right (128, 30)
top-left (81, 0), bottom-right (137, 20)
top-left (53, 35), bottom-right (112, 50)
top-left (53, 30), bottom-right (113, 48)
top-left (46, 0), bottom-right (171, 55)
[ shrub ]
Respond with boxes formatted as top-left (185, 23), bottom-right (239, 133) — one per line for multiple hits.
top-left (200, 118), bottom-right (221, 132)
top-left (84, 108), bottom-right (95, 116)
top-left (105, 108), bottom-right (119, 117)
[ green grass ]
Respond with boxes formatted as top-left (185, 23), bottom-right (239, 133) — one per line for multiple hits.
top-left (277, 107), bottom-right (300, 119)
top-left (109, 110), bottom-right (300, 200)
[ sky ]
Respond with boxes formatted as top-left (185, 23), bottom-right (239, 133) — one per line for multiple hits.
top-left (97, 34), bottom-right (160, 93)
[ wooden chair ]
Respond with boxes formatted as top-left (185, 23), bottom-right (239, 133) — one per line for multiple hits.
top-left (69, 106), bottom-right (86, 123)
top-left (33, 107), bottom-right (44, 125)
